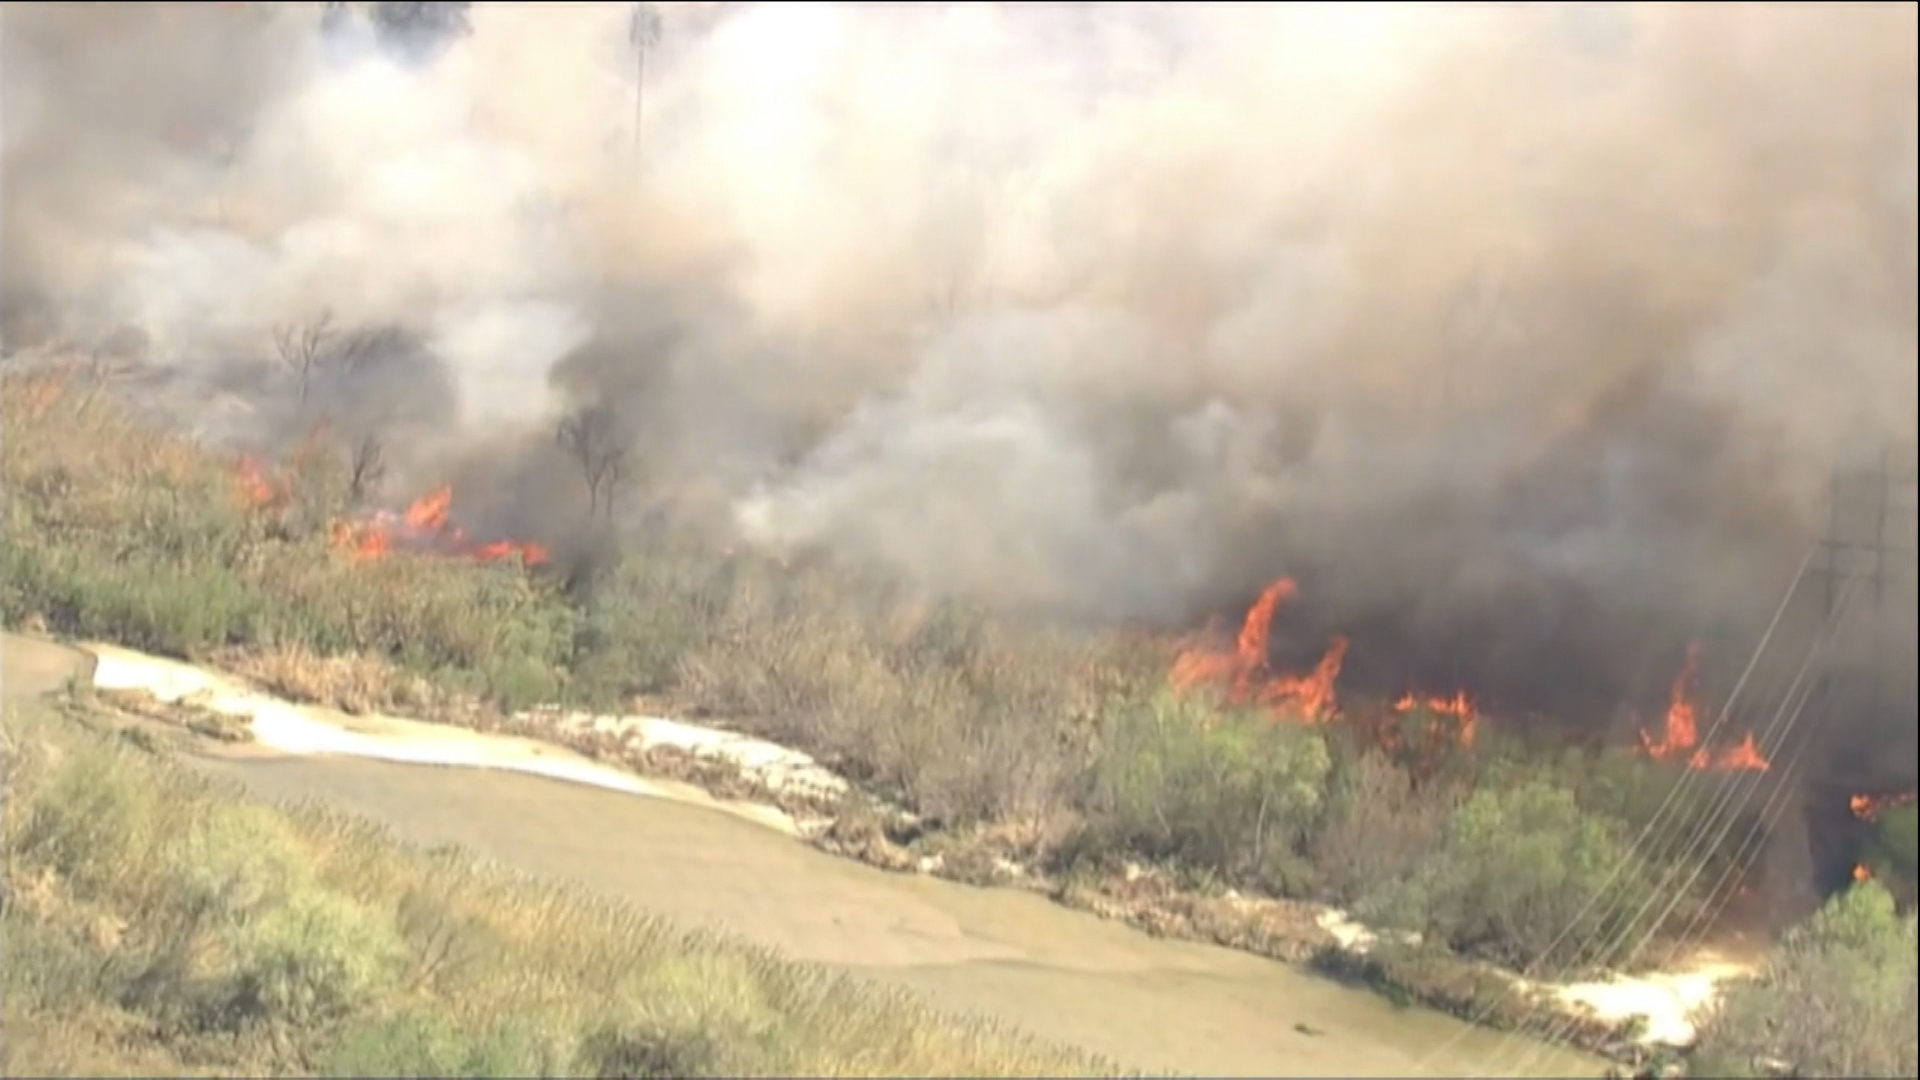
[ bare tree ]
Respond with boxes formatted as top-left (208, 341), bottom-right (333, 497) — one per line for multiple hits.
top-left (274, 311), bottom-right (338, 403)
top-left (345, 431), bottom-right (387, 507)
top-left (272, 312), bottom-right (412, 512)
top-left (556, 403), bottom-right (632, 523)
top-left (272, 310), bottom-right (393, 403)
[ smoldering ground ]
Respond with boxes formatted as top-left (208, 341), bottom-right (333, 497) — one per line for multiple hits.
top-left (3, 2), bottom-right (1916, 740)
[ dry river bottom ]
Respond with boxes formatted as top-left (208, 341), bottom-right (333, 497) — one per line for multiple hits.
top-left (2, 633), bottom-right (1602, 1078)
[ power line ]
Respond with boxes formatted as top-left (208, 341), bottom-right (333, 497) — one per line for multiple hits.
top-left (1487, 570), bottom-right (1859, 1078)
top-left (1407, 545), bottom-right (1817, 1075)
top-left (1436, 443), bottom-right (1915, 1076)
top-left (1486, 555), bottom-right (1868, 1075)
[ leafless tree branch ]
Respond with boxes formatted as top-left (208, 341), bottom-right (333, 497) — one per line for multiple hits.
top-left (272, 311), bottom-right (404, 402)
top-left (556, 403), bottom-right (633, 523)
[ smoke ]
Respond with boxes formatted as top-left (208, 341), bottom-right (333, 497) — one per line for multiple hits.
top-left (4, 2), bottom-right (1917, 730)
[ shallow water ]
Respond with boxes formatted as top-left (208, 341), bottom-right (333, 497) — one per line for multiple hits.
top-left (3, 634), bottom-right (1600, 1077)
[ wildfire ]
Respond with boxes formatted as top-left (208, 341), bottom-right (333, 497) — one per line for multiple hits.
top-left (1170, 578), bottom-right (1347, 721)
top-left (1638, 644), bottom-right (1770, 773)
top-left (1850, 792), bottom-right (1918, 823)
top-left (1167, 578), bottom-right (1476, 753)
top-left (1392, 691), bottom-right (1479, 748)
top-left (329, 486), bottom-right (550, 567)
top-left (236, 458), bottom-right (548, 568)
top-left (1166, 582), bottom-right (1795, 774)
top-left (236, 456), bottom-right (283, 507)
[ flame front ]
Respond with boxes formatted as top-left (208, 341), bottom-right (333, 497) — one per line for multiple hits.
top-left (1168, 582), bottom-right (1793, 772)
top-left (1638, 643), bottom-right (1770, 773)
top-left (236, 460), bottom-right (548, 568)
top-left (329, 486), bottom-right (550, 567)
top-left (1167, 579), bottom-right (1476, 762)
top-left (1851, 791), bottom-right (1918, 823)
top-left (1393, 691), bottom-right (1479, 749)
top-left (1641, 643), bottom-right (1702, 760)
top-left (1170, 578), bottom-right (1348, 721)
top-left (236, 457), bottom-right (279, 507)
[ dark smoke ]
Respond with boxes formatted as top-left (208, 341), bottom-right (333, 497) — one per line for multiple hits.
top-left (4, 3), bottom-right (1916, 760)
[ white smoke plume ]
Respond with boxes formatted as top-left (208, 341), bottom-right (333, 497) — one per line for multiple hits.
top-left (4, 2), bottom-right (1916, 720)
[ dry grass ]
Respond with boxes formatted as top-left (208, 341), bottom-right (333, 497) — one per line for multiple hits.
top-left (2, 693), bottom-right (1116, 1078)
top-left (214, 643), bottom-right (450, 718)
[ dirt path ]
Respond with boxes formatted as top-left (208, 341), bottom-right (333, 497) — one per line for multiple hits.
top-left (2, 634), bottom-right (1601, 1078)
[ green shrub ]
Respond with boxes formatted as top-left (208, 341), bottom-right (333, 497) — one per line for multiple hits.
top-left (1567, 749), bottom-right (1753, 906)
top-left (323, 1008), bottom-right (567, 1078)
top-left (1309, 749), bottom-right (1457, 905)
top-left (1363, 778), bottom-right (1649, 972)
top-left (1692, 881), bottom-right (1919, 1079)
top-left (1080, 692), bottom-right (1331, 888)
top-left (10, 742), bottom-right (160, 896)
top-left (2, 693), bottom-right (1104, 1077)
top-left (1, 918), bottom-right (103, 1015)
top-left (1863, 804), bottom-right (1918, 902)
top-left (165, 802), bottom-right (317, 920)
top-left (214, 887), bottom-right (407, 1028)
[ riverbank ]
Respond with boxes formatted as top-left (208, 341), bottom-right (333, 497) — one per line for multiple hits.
top-left (2, 649), bottom-right (1105, 1078)
top-left (7, 632), bottom-right (1605, 1077)
top-left (2, 361), bottom-right (1786, 1013)
top-left (73, 635), bottom-right (1712, 1069)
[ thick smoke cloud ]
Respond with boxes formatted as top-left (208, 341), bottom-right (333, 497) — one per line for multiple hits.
top-left (4, 2), bottom-right (1916, 733)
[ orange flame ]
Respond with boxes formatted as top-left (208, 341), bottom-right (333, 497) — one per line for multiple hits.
top-left (404, 486), bottom-right (453, 531)
top-left (1641, 643), bottom-right (1702, 759)
top-left (236, 456), bottom-right (280, 507)
top-left (1638, 644), bottom-right (1769, 773)
top-left (1170, 579), bottom-right (1347, 721)
top-left (1169, 579), bottom-right (1481, 764)
top-left (235, 460), bottom-right (547, 568)
top-left (1851, 792), bottom-right (1918, 823)
top-left (1697, 731), bottom-right (1770, 773)
top-left (330, 486), bottom-right (550, 567)
top-left (1253, 636), bottom-right (1349, 720)
top-left (1393, 691), bottom-right (1479, 748)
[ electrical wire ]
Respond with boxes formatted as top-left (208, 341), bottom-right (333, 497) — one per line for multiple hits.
top-left (1486, 605), bottom-right (1840, 1078)
top-left (1404, 544), bottom-right (1818, 1075)
top-left (1477, 561), bottom-right (1862, 1078)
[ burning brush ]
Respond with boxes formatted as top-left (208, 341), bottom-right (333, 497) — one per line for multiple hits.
top-left (1636, 642), bottom-right (1770, 773)
top-left (237, 458), bottom-right (549, 567)
top-left (1169, 577), bottom-right (1777, 775)
top-left (1168, 577), bottom-right (1478, 765)
top-left (328, 485), bottom-right (550, 566)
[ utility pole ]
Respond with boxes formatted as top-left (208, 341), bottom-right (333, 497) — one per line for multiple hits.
top-left (629, 2), bottom-right (663, 163)
top-left (1807, 440), bottom-right (1918, 786)
top-left (1816, 444), bottom-right (1918, 624)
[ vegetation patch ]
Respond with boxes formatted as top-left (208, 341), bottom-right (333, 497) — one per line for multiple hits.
top-left (2, 693), bottom-right (1112, 1078)
top-left (7, 364), bottom-right (1917, 1073)
top-left (1689, 881), bottom-right (1917, 1078)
